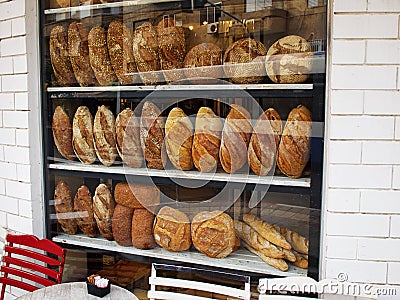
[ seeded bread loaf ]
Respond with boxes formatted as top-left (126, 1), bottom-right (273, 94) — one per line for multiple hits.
top-left (72, 106), bottom-right (96, 164)
top-left (131, 209), bottom-right (155, 249)
top-left (112, 204), bottom-right (133, 246)
top-left (93, 183), bottom-right (114, 240)
top-left (52, 106), bottom-right (75, 161)
top-left (74, 185), bottom-right (97, 238)
top-left (54, 180), bottom-right (77, 235)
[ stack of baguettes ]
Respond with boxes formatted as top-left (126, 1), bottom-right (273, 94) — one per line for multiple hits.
top-left (235, 213), bottom-right (309, 271)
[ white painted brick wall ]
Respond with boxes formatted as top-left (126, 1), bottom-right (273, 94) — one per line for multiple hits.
top-left (364, 91), bottom-right (400, 115)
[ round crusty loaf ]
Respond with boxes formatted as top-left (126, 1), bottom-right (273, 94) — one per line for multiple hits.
top-left (132, 209), bottom-right (155, 249)
top-left (184, 43), bottom-right (222, 80)
top-left (68, 22), bottom-right (96, 87)
top-left (74, 185), bottom-right (97, 238)
top-left (265, 35), bottom-right (313, 84)
top-left (54, 180), bottom-right (77, 235)
top-left (52, 106), bottom-right (75, 161)
top-left (153, 206), bottom-right (191, 252)
top-left (248, 108), bottom-right (282, 176)
top-left (277, 105), bottom-right (312, 178)
top-left (223, 38), bottom-right (267, 84)
top-left (112, 204), bottom-right (133, 246)
top-left (107, 21), bottom-right (139, 85)
top-left (114, 183), bottom-right (160, 211)
top-left (116, 108), bottom-right (143, 168)
top-left (50, 25), bottom-right (76, 87)
top-left (191, 211), bottom-right (236, 258)
top-left (93, 183), bottom-right (114, 241)
top-left (93, 105), bottom-right (117, 167)
top-left (72, 106), bottom-right (96, 164)
top-left (165, 107), bottom-right (194, 170)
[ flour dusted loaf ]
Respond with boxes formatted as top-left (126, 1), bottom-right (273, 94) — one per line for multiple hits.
top-left (93, 183), bottom-right (114, 240)
top-left (131, 209), bottom-right (155, 249)
top-left (223, 38), bottom-right (267, 84)
top-left (88, 26), bottom-right (118, 86)
top-left (74, 185), bottom-right (97, 238)
top-left (265, 35), bottom-right (313, 84)
top-left (52, 106), bottom-right (75, 161)
top-left (50, 25), bottom-right (76, 87)
top-left (165, 107), bottom-right (193, 170)
top-left (112, 204), bottom-right (133, 246)
top-left (277, 105), bottom-right (312, 178)
top-left (93, 105), bottom-right (117, 167)
top-left (114, 183), bottom-right (160, 211)
top-left (54, 180), bottom-right (77, 235)
top-left (72, 106), bottom-right (96, 164)
top-left (140, 101), bottom-right (166, 169)
top-left (191, 211), bottom-right (236, 258)
top-left (153, 206), bottom-right (191, 252)
top-left (133, 22), bottom-right (161, 85)
top-left (184, 43), bottom-right (222, 80)
top-left (116, 108), bottom-right (143, 168)
top-left (248, 108), bottom-right (282, 176)
top-left (68, 22), bottom-right (96, 87)
top-left (192, 107), bottom-right (223, 172)
top-left (219, 104), bottom-right (252, 173)
top-left (108, 21), bottom-right (139, 85)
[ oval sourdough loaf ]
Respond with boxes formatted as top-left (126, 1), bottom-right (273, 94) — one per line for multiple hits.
top-left (112, 204), bottom-right (133, 246)
top-left (72, 106), bottom-right (96, 164)
top-left (74, 185), bottom-right (97, 238)
top-left (131, 209), bottom-right (155, 249)
top-left (52, 106), bottom-right (75, 161)
top-left (93, 183), bottom-right (115, 240)
top-left (54, 180), bottom-right (77, 235)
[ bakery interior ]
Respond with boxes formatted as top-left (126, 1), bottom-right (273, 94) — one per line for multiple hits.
top-left (41, 0), bottom-right (326, 298)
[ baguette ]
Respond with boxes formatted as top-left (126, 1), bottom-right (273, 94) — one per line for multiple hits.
top-left (293, 251), bottom-right (308, 269)
top-left (243, 214), bottom-right (291, 250)
top-left (243, 242), bottom-right (288, 272)
top-left (274, 224), bottom-right (309, 255)
top-left (281, 248), bottom-right (296, 262)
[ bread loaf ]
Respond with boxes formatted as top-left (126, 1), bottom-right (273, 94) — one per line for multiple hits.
top-left (93, 184), bottom-right (114, 240)
top-left (243, 214), bottom-right (291, 250)
top-left (88, 26), bottom-right (118, 86)
top-left (72, 106), bottom-right (96, 164)
top-left (131, 209), bottom-right (155, 249)
top-left (112, 204), bottom-right (133, 246)
top-left (165, 107), bottom-right (193, 170)
top-left (116, 108), bottom-right (143, 168)
top-left (50, 25), bottom-right (76, 87)
top-left (114, 183), bottom-right (160, 211)
top-left (293, 251), bottom-right (308, 269)
top-left (223, 38), bottom-right (267, 84)
top-left (68, 22), bottom-right (96, 87)
top-left (248, 108), bottom-right (282, 176)
top-left (273, 224), bottom-right (309, 255)
top-left (140, 101), bottom-right (166, 169)
top-left (56, 0), bottom-right (80, 7)
top-left (277, 105), bottom-right (312, 178)
top-left (219, 104), bottom-right (252, 173)
top-left (93, 105), bottom-right (117, 167)
top-left (184, 43), bottom-right (222, 80)
top-left (191, 211), bottom-right (236, 258)
top-left (108, 21), bottom-right (139, 85)
top-left (54, 180), bottom-right (77, 235)
top-left (192, 107), bottom-right (222, 172)
top-left (132, 22), bottom-right (161, 85)
top-left (153, 206), bottom-right (191, 252)
top-left (52, 106), bottom-right (75, 161)
top-left (157, 18), bottom-right (186, 83)
top-left (74, 185), bottom-right (97, 238)
top-left (265, 35), bottom-right (312, 84)
top-left (242, 242), bottom-right (288, 271)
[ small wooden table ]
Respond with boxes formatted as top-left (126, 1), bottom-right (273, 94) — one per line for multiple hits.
top-left (16, 282), bottom-right (138, 300)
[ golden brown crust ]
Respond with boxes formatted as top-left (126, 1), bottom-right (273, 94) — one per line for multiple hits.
top-left (192, 107), bottom-right (222, 172)
top-left (243, 242), bottom-right (288, 271)
top-left (191, 211), bottom-right (236, 258)
top-left (52, 106), bottom-right (75, 161)
top-left (56, 0), bottom-right (80, 7)
top-left (293, 251), bottom-right (308, 269)
top-left (223, 38), bottom-right (267, 84)
top-left (107, 21), bottom-right (139, 85)
top-left (50, 25), bottom-right (76, 87)
top-left (165, 108), bottom-right (193, 170)
top-left (133, 22), bottom-right (161, 85)
top-left (184, 43), bottom-right (222, 80)
top-left (72, 106), bottom-right (96, 164)
top-left (68, 22), bottom-right (96, 87)
top-left (93, 105), bottom-right (117, 167)
top-left (140, 101), bottom-right (166, 169)
top-left (219, 104), bottom-right (252, 174)
top-left (153, 206), bottom-right (191, 252)
top-left (88, 26), bottom-right (118, 86)
top-left (274, 224), bottom-right (309, 255)
top-left (131, 209), bottom-right (155, 249)
top-left (54, 180), bottom-right (77, 235)
top-left (277, 105), bottom-right (312, 178)
top-left (116, 108), bottom-right (143, 168)
top-left (74, 185), bottom-right (97, 238)
top-left (93, 184), bottom-right (114, 240)
top-left (114, 183), bottom-right (160, 211)
top-left (112, 204), bottom-right (133, 246)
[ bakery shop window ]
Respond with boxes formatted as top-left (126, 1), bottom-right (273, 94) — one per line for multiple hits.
top-left (41, 0), bottom-right (326, 292)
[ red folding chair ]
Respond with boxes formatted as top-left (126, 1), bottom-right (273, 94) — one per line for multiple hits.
top-left (0, 234), bottom-right (66, 300)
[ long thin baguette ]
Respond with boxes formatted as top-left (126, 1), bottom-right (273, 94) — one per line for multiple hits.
top-left (243, 242), bottom-right (288, 272)
top-left (280, 248), bottom-right (296, 262)
top-left (293, 250), bottom-right (308, 269)
top-left (243, 214), bottom-right (291, 250)
top-left (274, 224), bottom-right (309, 255)
top-left (234, 221), bottom-right (284, 259)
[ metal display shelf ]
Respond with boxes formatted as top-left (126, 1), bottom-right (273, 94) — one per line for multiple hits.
top-left (53, 233), bottom-right (307, 277)
top-left (48, 162), bottom-right (311, 188)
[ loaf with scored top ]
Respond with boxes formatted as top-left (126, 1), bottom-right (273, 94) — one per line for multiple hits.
top-left (72, 106), bottom-right (96, 164)
top-left (74, 185), bottom-right (97, 238)
top-left (93, 183), bottom-right (114, 240)
top-left (54, 180), bottom-right (77, 235)
top-left (52, 106), bottom-right (75, 161)
top-left (184, 43), bottom-right (222, 80)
